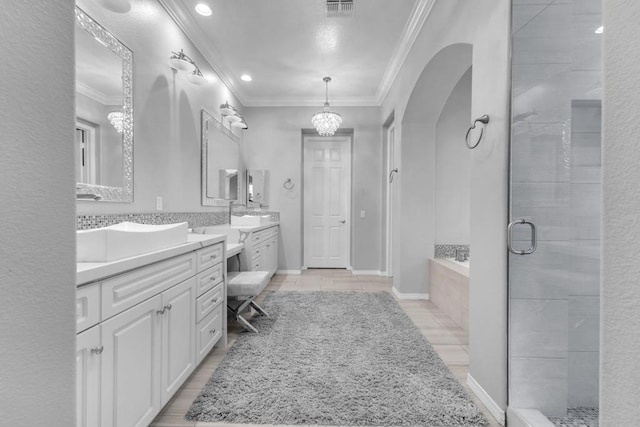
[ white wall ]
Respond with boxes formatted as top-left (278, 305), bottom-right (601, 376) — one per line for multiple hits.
top-left (601, 0), bottom-right (640, 425)
top-left (75, 0), bottom-right (243, 215)
top-left (380, 0), bottom-right (511, 414)
top-left (242, 106), bottom-right (382, 272)
top-left (435, 67), bottom-right (472, 245)
top-left (0, 2), bottom-right (77, 426)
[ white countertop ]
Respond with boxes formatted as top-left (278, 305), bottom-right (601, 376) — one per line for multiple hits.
top-left (77, 233), bottom-right (226, 287)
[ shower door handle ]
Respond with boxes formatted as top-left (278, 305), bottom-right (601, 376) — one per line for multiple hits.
top-left (507, 219), bottom-right (537, 255)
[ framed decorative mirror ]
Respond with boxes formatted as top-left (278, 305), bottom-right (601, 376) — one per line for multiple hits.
top-left (201, 109), bottom-right (241, 206)
top-left (75, 7), bottom-right (133, 202)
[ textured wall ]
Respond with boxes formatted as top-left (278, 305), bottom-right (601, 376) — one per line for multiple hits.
top-left (0, 1), bottom-right (77, 426)
top-left (601, 0), bottom-right (640, 425)
top-left (75, 0), bottom-right (242, 215)
top-left (242, 106), bottom-right (382, 272)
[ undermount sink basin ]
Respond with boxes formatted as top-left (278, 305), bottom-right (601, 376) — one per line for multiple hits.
top-left (230, 215), bottom-right (271, 226)
top-left (77, 222), bottom-right (189, 262)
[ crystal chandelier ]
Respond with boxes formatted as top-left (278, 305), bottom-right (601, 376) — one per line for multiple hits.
top-left (107, 111), bottom-right (124, 133)
top-left (311, 76), bottom-right (342, 136)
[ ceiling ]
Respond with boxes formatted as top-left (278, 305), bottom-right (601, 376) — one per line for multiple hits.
top-left (159, 0), bottom-right (433, 107)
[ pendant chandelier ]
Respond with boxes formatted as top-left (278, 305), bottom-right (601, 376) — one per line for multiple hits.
top-left (311, 76), bottom-right (342, 136)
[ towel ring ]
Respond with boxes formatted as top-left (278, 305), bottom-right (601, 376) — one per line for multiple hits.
top-left (283, 178), bottom-right (295, 190)
top-left (465, 114), bottom-right (490, 149)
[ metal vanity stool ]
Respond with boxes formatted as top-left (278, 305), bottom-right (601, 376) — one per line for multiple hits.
top-left (226, 271), bottom-right (271, 333)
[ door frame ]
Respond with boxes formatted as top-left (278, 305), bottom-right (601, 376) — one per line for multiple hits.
top-left (301, 129), bottom-right (353, 270)
top-left (383, 115), bottom-right (395, 277)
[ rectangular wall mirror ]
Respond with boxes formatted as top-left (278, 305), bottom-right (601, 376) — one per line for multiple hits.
top-left (246, 170), bottom-right (269, 207)
top-left (75, 7), bottom-right (133, 202)
top-left (201, 109), bottom-right (241, 206)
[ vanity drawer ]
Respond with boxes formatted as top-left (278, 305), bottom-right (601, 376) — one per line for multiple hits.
top-left (196, 304), bottom-right (223, 364)
top-left (196, 282), bottom-right (224, 322)
top-left (101, 252), bottom-right (196, 320)
top-left (196, 262), bottom-right (224, 297)
top-left (77, 284), bottom-right (100, 333)
top-left (197, 243), bottom-right (224, 272)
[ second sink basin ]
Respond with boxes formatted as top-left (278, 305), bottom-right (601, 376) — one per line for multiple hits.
top-left (77, 222), bottom-right (189, 262)
top-left (230, 215), bottom-right (271, 226)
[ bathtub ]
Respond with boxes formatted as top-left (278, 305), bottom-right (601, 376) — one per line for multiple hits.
top-left (429, 258), bottom-right (470, 333)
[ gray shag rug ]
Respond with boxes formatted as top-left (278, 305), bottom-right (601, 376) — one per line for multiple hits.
top-left (186, 291), bottom-right (488, 426)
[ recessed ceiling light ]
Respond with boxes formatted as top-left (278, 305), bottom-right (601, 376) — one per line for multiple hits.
top-left (241, 74), bottom-right (253, 82)
top-left (595, 26), bottom-right (604, 34)
top-left (195, 3), bottom-right (212, 16)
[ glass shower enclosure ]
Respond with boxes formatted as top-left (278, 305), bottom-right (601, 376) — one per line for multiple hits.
top-left (508, 0), bottom-right (601, 425)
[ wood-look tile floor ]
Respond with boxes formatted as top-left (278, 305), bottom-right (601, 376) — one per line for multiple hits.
top-left (151, 269), bottom-right (501, 427)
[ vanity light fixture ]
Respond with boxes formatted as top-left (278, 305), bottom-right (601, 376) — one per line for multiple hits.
top-left (219, 101), bottom-right (248, 130)
top-left (107, 111), bottom-right (124, 133)
top-left (169, 49), bottom-right (207, 84)
top-left (195, 3), bottom-right (212, 16)
top-left (311, 76), bottom-right (342, 136)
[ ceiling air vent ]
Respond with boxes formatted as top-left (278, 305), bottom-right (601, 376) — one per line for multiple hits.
top-left (326, 0), bottom-right (354, 17)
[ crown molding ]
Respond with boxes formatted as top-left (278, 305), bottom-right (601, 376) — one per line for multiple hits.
top-left (157, 0), bottom-right (248, 105)
top-left (375, 0), bottom-right (437, 105)
top-left (243, 96), bottom-right (381, 108)
top-left (76, 81), bottom-right (121, 105)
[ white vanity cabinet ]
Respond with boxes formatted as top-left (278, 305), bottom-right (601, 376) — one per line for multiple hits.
top-left (75, 237), bottom-right (225, 427)
top-left (241, 225), bottom-right (279, 276)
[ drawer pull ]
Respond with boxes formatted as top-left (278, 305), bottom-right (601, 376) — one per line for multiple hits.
top-left (91, 346), bottom-right (104, 355)
top-left (209, 329), bottom-right (216, 335)
top-left (210, 254), bottom-right (218, 259)
top-left (211, 298), bottom-right (218, 304)
top-left (209, 275), bottom-right (218, 281)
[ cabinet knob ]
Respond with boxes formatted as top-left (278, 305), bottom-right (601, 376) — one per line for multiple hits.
top-left (165, 304), bottom-right (172, 311)
top-left (157, 307), bottom-right (166, 315)
top-left (91, 345), bottom-right (104, 355)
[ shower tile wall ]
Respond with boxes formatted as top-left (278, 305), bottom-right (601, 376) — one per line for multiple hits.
top-left (509, 0), bottom-right (601, 416)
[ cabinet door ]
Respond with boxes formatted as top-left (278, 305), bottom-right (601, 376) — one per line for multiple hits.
top-left (161, 277), bottom-right (196, 405)
top-left (77, 326), bottom-right (101, 427)
top-left (101, 296), bottom-right (162, 427)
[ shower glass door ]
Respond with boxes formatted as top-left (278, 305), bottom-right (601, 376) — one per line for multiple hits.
top-left (508, 0), bottom-right (601, 425)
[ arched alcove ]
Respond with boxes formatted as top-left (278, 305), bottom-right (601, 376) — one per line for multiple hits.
top-left (393, 43), bottom-right (472, 296)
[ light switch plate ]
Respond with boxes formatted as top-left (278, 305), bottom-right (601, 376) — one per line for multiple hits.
top-left (360, 210), bottom-right (366, 218)
top-left (156, 196), bottom-right (163, 211)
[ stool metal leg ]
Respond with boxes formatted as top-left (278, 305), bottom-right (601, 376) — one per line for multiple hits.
top-left (236, 315), bottom-right (258, 333)
top-left (249, 301), bottom-right (269, 317)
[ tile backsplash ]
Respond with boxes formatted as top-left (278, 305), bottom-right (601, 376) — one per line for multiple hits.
top-left (434, 244), bottom-right (470, 258)
top-left (76, 211), bottom-right (280, 230)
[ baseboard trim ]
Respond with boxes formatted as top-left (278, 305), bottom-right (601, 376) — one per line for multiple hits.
top-left (275, 270), bottom-right (302, 275)
top-left (467, 373), bottom-right (505, 426)
top-left (391, 286), bottom-right (429, 300)
top-left (350, 270), bottom-right (383, 276)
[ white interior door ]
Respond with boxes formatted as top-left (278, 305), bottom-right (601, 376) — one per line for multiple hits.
top-left (303, 136), bottom-right (351, 268)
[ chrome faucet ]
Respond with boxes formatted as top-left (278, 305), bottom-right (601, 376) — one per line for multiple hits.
top-left (228, 201), bottom-right (234, 225)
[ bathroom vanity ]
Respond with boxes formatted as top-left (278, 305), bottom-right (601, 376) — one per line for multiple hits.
top-left (194, 222), bottom-right (279, 277)
top-left (75, 233), bottom-right (226, 427)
